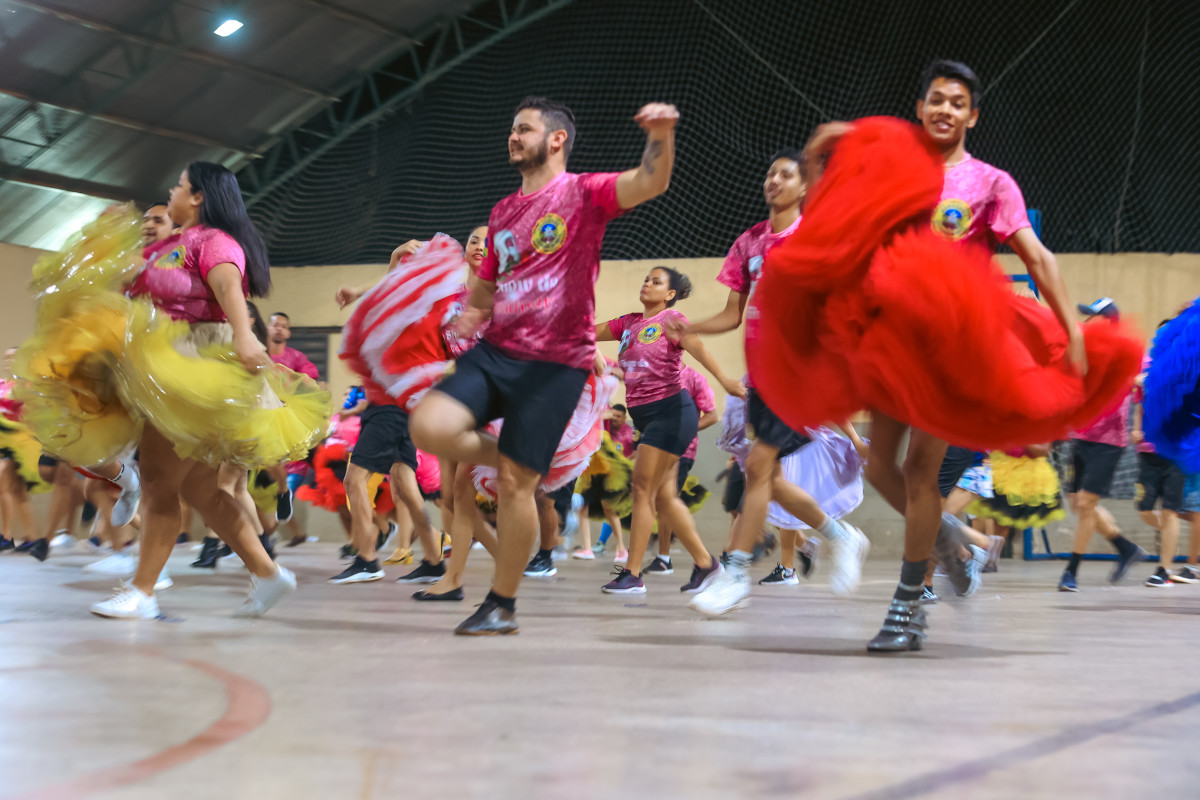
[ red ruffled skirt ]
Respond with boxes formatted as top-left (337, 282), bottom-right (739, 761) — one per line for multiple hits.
top-left (747, 117), bottom-right (1143, 451)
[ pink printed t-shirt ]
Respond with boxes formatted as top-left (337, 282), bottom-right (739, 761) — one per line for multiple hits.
top-left (129, 226), bottom-right (247, 323)
top-left (1072, 393), bottom-right (1131, 448)
top-left (270, 347), bottom-right (319, 381)
top-left (718, 216), bottom-right (801, 388)
top-left (607, 420), bottom-right (635, 457)
top-left (680, 365), bottom-right (715, 461)
top-left (478, 172), bottom-right (625, 370)
top-left (607, 308), bottom-right (688, 407)
top-left (932, 156), bottom-right (1031, 252)
top-left (444, 284), bottom-right (489, 359)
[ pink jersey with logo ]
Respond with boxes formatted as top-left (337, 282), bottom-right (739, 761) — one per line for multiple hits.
top-left (128, 226), bottom-right (248, 323)
top-left (477, 172), bottom-right (625, 370)
top-left (1072, 393), bottom-right (1131, 448)
top-left (680, 365), bottom-right (715, 461)
top-left (607, 420), bottom-right (635, 456)
top-left (608, 309), bottom-right (688, 407)
top-left (718, 216), bottom-right (801, 388)
top-left (932, 156), bottom-right (1031, 252)
top-left (270, 347), bottom-right (319, 381)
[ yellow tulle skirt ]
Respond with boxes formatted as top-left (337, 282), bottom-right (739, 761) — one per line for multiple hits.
top-left (575, 433), bottom-right (634, 520)
top-left (967, 451), bottom-right (1066, 528)
top-left (248, 470), bottom-right (278, 515)
top-left (14, 292), bottom-right (141, 467)
top-left (0, 418), bottom-right (51, 493)
top-left (15, 206), bottom-right (330, 470)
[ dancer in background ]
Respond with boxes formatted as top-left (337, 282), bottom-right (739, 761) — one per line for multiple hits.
top-left (597, 266), bottom-right (742, 595)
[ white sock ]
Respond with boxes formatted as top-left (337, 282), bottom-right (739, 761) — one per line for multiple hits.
top-left (658, 554), bottom-right (671, 564)
top-left (112, 461), bottom-right (139, 492)
top-left (816, 515), bottom-right (844, 541)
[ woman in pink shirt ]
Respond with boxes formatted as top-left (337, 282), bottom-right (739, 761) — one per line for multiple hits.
top-left (596, 266), bottom-right (744, 596)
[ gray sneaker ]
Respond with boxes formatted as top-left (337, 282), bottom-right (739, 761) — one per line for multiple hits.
top-left (934, 514), bottom-right (972, 595)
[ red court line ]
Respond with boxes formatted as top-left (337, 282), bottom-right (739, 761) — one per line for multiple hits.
top-left (10, 648), bottom-right (271, 800)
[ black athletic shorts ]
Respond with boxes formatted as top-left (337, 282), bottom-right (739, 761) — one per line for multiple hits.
top-left (1136, 451), bottom-right (1185, 513)
top-left (676, 457), bottom-right (695, 493)
top-left (435, 341), bottom-right (589, 475)
top-left (938, 446), bottom-right (978, 498)
top-left (628, 391), bottom-right (698, 458)
top-left (746, 388), bottom-right (809, 459)
top-left (722, 462), bottom-right (745, 514)
top-left (349, 404), bottom-right (418, 475)
top-left (38, 455), bottom-right (59, 469)
top-left (1070, 439), bottom-right (1123, 497)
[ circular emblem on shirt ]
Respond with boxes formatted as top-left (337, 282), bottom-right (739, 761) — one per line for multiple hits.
top-left (931, 199), bottom-right (973, 241)
top-left (637, 324), bottom-right (663, 345)
top-left (632, 429), bottom-right (641, 443)
top-left (154, 245), bottom-right (186, 269)
top-left (531, 213), bottom-right (568, 255)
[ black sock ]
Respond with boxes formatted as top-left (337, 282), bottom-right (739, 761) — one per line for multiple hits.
top-left (486, 590), bottom-right (516, 612)
top-left (1067, 553), bottom-right (1082, 575)
top-left (924, 584), bottom-right (933, 591)
top-left (537, 548), bottom-right (553, 559)
top-left (894, 559), bottom-right (927, 601)
top-left (1110, 535), bottom-right (1136, 557)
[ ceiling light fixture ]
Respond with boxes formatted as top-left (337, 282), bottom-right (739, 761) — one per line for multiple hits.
top-left (214, 19), bottom-right (243, 37)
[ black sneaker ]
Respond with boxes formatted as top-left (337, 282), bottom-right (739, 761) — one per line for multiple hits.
top-left (330, 555), bottom-right (384, 584)
top-left (276, 489), bottom-right (294, 524)
top-left (797, 550), bottom-right (814, 578)
top-left (175, 532), bottom-right (191, 545)
top-left (601, 567), bottom-right (645, 594)
top-left (14, 540), bottom-right (34, 553)
top-left (919, 586), bottom-right (939, 604)
top-left (759, 564), bottom-right (799, 586)
top-left (523, 551), bottom-right (557, 578)
top-left (259, 532), bottom-right (277, 561)
top-left (454, 600), bottom-right (518, 635)
top-left (339, 543), bottom-right (357, 561)
top-left (216, 543), bottom-right (232, 559)
top-left (191, 536), bottom-right (221, 568)
top-left (1144, 567), bottom-right (1173, 588)
top-left (413, 586), bottom-right (464, 602)
top-left (681, 559), bottom-right (723, 593)
top-left (643, 556), bottom-right (674, 576)
top-left (28, 537), bottom-right (48, 562)
top-left (285, 535), bottom-right (306, 548)
top-left (0, 536), bottom-right (14, 552)
top-left (1110, 544), bottom-right (1147, 584)
top-left (397, 559), bottom-right (445, 584)
top-left (1173, 566), bottom-right (1200, 584)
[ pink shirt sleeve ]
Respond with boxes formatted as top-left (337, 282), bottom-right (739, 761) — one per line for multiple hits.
top-left (580, 172), bottom-right (624, 221)
top-left (988, 171), bottom-right (1031, 243)
top-left (716, 234), bottom-right (751, 295)
top-left (293, 352), bottom-right (320, 381)
top-left (195, 230), bottom-right (246, 281)
top-left (476, 206), bottom-right (501, 281)
top-left (606, 314), bottom-right (629, 341)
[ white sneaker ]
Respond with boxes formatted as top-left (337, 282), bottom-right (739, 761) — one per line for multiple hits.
top-left (471, 541), bottom-right (485, 551)
top-left (82, 552), bottom-right (137, 577)
top-left (91, 585), bottom-right (159, 619)
top-left (234, 566), bottom-right (297, 617)
top-left (688, 568), bottom-right (751, 617)
top-left (155, 567), bottom-right (173, 591)
top-left (826, 523), bottom-right (870, 597)
top-left (379, 521), bottom-right (399, 556)
top-left (551, 545), bottom-right (568, 562)
top-left (960, 544), bottom-right (986, 597)
top-left (111, 486), bottom-right (141, 528)
top-left (50, 533), bottom-right (77, 551)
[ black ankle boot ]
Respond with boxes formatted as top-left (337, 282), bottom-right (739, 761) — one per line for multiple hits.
top-left (191, 536), bottom-right (221, 568)
top-left (867, 599), bottom-right (928, 652)
top-left (28, 537), bottom-right (49, 562)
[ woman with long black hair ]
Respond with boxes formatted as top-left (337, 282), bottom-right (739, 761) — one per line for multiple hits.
top-left (74, 162), bottom-right (328, 619)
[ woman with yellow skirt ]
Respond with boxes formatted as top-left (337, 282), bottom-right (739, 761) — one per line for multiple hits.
top-left (16, 162), bottom-right (328, 619)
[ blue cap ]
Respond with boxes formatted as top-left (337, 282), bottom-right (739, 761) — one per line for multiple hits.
top-left (1077, 297), bottom-right (1119, 319)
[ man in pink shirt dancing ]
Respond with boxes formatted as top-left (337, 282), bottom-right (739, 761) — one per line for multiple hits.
top-left (411, 95), bottom-right (679, 635)
top-left (265, 311), bottom-right (320, 528)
